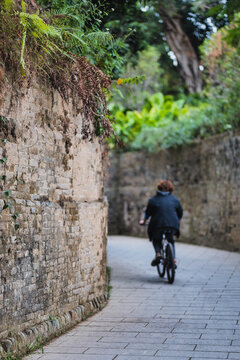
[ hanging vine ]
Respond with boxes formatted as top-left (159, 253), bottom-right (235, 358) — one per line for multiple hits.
top-left (0, 0), bottom-right (121, 139)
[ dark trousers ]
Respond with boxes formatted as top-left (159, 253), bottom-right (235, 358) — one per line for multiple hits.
top-left (152, 229), bottom-right (176, 259)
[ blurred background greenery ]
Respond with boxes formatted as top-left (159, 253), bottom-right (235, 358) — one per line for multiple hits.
top-left (1, 0), bottom-right (240, 151)
top-left (100, 0), bottom-right (240, 151)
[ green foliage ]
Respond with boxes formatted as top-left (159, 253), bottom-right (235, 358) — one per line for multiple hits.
top-left (108, 11), bottom-right (240, 153)
top-left (225, 0), bottom-right (240, 21)
top-left (19, 2), bottom-right (63, 74)
top-left (109, 92), bottom-right (206, 150)
top-left (112, 46), bottom-right (165, 111)
top-left (0, 0), bottom-right (124, 78)
top-left (3, 351), bottom-right (21, 360)
top-left (224, 13), bottom-right (240, 51)
top-left (4, 0), bottom-right (14, 13)
top-left (109, 87), bottom-right (238, 152)
top-left (99, 2), bottom-right (185, 90)
top-left (2, 335), bottom-right (44, 359)
top-left (34, 0), bottom-right (124, 76)
top-left (0, 157), bottom-right (7, 164)
top-left (98, 0), bottom-right (231, 91)
top-left (49, 314), bottom-right (55, 321)
top-left (3, 190), bottom-right (12, 199)
top-left (201, 17), bottom-right (240, 131)
top-left (0, 1), bottom-right (116, 139)
top-left (116, 75), bottom-right (146, 86)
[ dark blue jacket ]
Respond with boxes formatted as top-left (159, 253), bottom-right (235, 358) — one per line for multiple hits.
top-left (145, 191), bottom-right (183, 238)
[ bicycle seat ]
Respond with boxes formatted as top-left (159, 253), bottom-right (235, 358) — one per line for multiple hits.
top-left (162, 229), bottom-right (173, 234)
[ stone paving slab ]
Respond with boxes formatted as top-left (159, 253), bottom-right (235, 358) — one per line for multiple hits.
top-left (25, 236), bottom-right (240, 360)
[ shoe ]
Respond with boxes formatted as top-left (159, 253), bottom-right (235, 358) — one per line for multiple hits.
top-left (151, 256), bottom-right (161, 267)
top-left (174, 259), bottom-right (177, 269)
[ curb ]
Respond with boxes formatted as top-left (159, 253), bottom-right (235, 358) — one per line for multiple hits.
top-left (0, 294), bottom-right (108, 359)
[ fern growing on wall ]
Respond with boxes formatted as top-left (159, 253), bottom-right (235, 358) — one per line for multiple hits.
top-left (0, 0), bottom-right (120, 139)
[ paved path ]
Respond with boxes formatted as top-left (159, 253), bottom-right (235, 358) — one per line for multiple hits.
top-left (27, 236), bottom-right (240, 360)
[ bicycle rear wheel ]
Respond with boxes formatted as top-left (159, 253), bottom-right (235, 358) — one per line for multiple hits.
top-left (166, 243), bottom-right (175, 284)
top-left (157, 249), bottom-right (165, 278)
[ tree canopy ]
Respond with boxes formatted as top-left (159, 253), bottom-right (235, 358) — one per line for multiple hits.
top-left (98, 0), bottom-right (237, 92)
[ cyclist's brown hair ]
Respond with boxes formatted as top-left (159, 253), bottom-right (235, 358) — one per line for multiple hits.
top-left (157, 180), bottom-right (174, 193)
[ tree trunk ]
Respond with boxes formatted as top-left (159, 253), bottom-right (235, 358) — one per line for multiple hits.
top-left (158, 4), bottom-right (202, 93)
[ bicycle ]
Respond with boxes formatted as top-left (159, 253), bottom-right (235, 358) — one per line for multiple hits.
top-left (157, 232), bottom-right (175, 284)
top-left (139, 221), bottom-right (176, 284)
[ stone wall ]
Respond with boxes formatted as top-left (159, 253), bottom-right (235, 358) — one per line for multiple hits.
top-left (0, 80), bottom-right (108, 355)
top-left (106, 131), bottom-right (240, 251)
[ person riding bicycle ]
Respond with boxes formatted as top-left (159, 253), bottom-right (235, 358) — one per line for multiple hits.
top-left (139, 179), bottom-right (183, 268)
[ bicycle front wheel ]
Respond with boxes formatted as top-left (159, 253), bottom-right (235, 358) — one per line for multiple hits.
top-left (166, 243), bottom-right (175, 284)
top-left (157, 249), bottom-right (165, 278)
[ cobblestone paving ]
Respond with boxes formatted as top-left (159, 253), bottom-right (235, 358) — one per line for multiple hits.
top-left (26, 236), bottom-right (240, 360)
